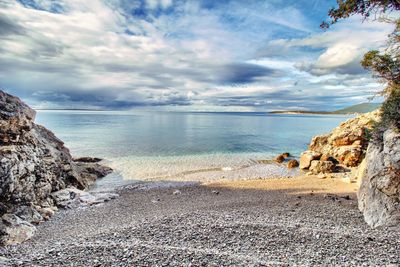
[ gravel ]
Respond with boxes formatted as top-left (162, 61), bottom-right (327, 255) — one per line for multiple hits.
top-left (1, 183), bottom-right (400, 266)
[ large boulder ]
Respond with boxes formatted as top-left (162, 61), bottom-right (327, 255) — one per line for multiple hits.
top-left (0, 214), bottom-right (36, 246)
top-left (309, 160), bottom-right (335, 174)
top-left (358, 128), bottom-right (400, 228)
top-left (299, 151), bottom-right (321, 169)
top-left (0, 90), bottom-right (112, 245)
top-left (308, 110), bottom-right (380, 167)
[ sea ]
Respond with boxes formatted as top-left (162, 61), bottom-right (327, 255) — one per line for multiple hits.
top-left (35, 110), bottom-right (352, 190)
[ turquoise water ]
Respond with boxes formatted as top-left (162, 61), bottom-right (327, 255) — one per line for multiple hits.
top-left (35, 111), bottom-right (352, 187)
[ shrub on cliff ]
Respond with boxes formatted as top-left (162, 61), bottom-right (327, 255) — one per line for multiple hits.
top-left (323, 0), bottom-right (400, 131)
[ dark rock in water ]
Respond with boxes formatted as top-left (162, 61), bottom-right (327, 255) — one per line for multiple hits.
top-left (0, 90), bottom-right (113, 245)
top-left (275, 153), bottom-right (290, 163)
top-left (275, 154), bottom-right (285, 163)
top-left (287, 159), bottom-right (299, 169)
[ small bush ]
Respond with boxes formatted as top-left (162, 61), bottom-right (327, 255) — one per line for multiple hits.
top-left (381, 87), bottom-right (400, 129)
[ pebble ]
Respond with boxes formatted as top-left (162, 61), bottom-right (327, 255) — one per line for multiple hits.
top-left (2, 185), bottom-right (400, 266)
top-left (173, 190), bottom-right (182, 195)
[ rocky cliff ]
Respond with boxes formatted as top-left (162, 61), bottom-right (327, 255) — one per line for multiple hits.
top-left (300, 110), bottom-right (381, 175)
top-left (300, 110), bottom-right (400, 228)
top-left (358, 128), bottom-right (400, 228)
top-left (0, 90), bottom-right (112, 246)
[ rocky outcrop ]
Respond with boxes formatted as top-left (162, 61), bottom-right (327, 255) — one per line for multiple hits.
top-left (0, 90), bottom-right (113, 245)
top-left (358, 127), bottom-right (400, 228)
top-left (301, 110), bottom-right (380, 174)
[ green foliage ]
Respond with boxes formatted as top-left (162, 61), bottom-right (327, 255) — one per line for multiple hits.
top-left (321, 0), bottom-right (400, 28)
top-left (323, 0), bottom-right (400, 130)
top-left (381, 85), bottom-right (400, 128)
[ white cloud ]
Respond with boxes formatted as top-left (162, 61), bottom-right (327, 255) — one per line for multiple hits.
top-left (0, 0), bottom-right (391, 110)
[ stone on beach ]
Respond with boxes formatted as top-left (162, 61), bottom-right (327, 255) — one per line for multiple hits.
top-left (0, 214), bottom-right (36, 246)
top-left (309, 160), bottom-right (335, 174)
top-left (52, 188), bottom-right (119, 207)
top-left (299, 151), bottom-right (321, 169)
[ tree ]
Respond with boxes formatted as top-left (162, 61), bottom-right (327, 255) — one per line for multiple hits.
top-left (323, 0), bottom-right (400, 129)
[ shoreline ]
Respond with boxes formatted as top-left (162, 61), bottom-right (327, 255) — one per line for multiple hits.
top-left (3, 175), bottom-right (399, 266)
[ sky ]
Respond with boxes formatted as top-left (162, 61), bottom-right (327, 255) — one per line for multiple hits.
top-left (0, 0), bottom-right (396, 111)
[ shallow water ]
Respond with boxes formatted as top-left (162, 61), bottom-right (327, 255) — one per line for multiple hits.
top-left (36, 110), bottom-right (352, 189)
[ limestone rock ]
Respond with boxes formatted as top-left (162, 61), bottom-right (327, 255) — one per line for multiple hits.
top-left (79, 192), bottom-right (119, 206)
top-left (308, 110), bottom-right (380, 167)
top-left (52, 188), bottom-right (119, 208)
top-left (299, 151), bottom-right (321, 169)
top-left (353, 158), bottom-right (367, 186)
top-left (309, 160), bottom-right (335, 174)
top-left (0, 214), bottom-right (36, 246)
top-left (0, 90), bottom-right (113, 245)
top-left (358, 128), bottom-right (400, 228)
top-left (0, 91), bottom-right (36, 144)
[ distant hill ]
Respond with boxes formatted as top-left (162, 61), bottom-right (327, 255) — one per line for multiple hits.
top-left (270, 103), bottom-right (381, 115)
top-left (332, 103), bottom-right (381, 114)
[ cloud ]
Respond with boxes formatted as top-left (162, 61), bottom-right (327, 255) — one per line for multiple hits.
top-left (0, 0), bottom-right (393, 111)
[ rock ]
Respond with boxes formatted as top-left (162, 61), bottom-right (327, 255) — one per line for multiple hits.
top-left (73, 157), bottom-right (103, 163)
top-left (287, 159), bottom-right (299, 168)
top-left (0, 214), bottom-right (36, 246)
top-left (173, 190), bottom-right (182, 195)
top-left (79, 192), bottom-right (119, 206)
top-left (358, 127), bottom-right (400, 228)
top-left (275, 154), bottom-right (285, 163)
top-left (299, 151), bottom-right (322, 169)
top-left (52, 188), bottom-right (119, 207)
top-left (353, 158), bottom-right (367, 186)
top-left (307, 110), bottom-right (380, 167)
top-left (51, 188), bottom-right (82, 208)
top-left (317, 173), bottom-right (327, 179)
top-left (151, 198), bottom-right (161, 203)
top-left (0, 256), bottom-right (10, 266)
top-left (320, 154), bottom-right (338, 163)
top-left (309, 160), bottom-right (335, 174)
top-left (0, 91), bottom-right (36, 144)
top-left (14, 206), bottom-right (43, 225)
top-left (0, 90), bottom-right (113, 245)
top-left (275, 153), bottom-right (290, 163)
top-left (37, 208), bottom-right (55, 220)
